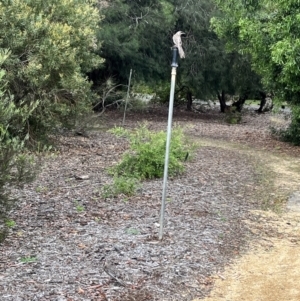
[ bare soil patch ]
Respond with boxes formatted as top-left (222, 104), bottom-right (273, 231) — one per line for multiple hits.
top-left (0, 106), bottom-right (299, 301)
top-left (194, 209), bottom-right (300, 301)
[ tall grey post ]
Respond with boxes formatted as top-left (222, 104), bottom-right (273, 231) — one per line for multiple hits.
top-left (159, 46), bottom-right (179, 240)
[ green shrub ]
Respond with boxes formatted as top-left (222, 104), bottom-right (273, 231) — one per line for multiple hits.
top-left (102, 176), bottom-right (139, 198)
top-left (0, 0), bottom-right (103, 143)
top-left (277, 106), bottom-right (300, 145)
top-left (109, 123), bottom-right (195, 179)
top-left (0, 49), bottom-right (37, 242)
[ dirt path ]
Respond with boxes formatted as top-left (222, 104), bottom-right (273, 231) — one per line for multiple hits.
top-left (194, 142), bottom-right (300, 301)
top-left (194, 212), bottom-right (300, 301)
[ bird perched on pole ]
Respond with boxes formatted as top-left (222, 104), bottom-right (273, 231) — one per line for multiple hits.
top-left (172, 31), bottom-right (185, 59)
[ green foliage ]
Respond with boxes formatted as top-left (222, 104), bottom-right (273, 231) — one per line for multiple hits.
top-left (97, 0), bottom-right (262, 106)
top-left (74, 200), bottom-right (85, 212)
top-left (0, 0), bottom-right (103, 142)
top-left (276, 106), bottom-right (300, 145)
top-left (133, 83), bottom-right (155, 95)
top-left (103, 123), bottom-right (194, 200)
top-left (98, 0), bottom-right (175, 83)
top-left (76, 205), bottom-right (85, 213)
top-left (0, 50), bottom-right (37, 242)
top-left (212, 0), bottom-right (300, 138)
top-left (212, 0), bottom-right (300, 103)
top-left (102, 176), bottom-right (139, 198)
top-left (109, 124), bottom-right (195, 179)
top-left (5, 219), bottom-right (16, 228)
top-left (20, 256), bottom-right (37, 263)
top-left (154, 82), bottom-right (172, 104)
top-left (224, 107), bottom-right (242, 124)
top-left (126, 227), bottom-right (140, 235)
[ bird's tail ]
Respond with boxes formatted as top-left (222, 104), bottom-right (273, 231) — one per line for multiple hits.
top-left (178, 47), bottom-right (185, 59)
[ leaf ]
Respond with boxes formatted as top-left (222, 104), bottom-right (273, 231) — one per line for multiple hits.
top-left (74, 175), bottom-right (90, 180)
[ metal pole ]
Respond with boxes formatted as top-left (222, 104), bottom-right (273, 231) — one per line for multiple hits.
top-left (159, 47), bottom-right (178, 240)
top-left (122, 69), bottom-right (132, 126)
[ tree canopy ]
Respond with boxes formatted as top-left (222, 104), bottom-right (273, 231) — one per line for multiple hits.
top-left (97, 0), bottom-right (175, 83)
top-left (171, 0), bottom-right (262, 109)
top-left (96, 0), bottom-right (262, 108)
top-left (0, 0), bottom-right (103, 138)
top-left (212, 0), bottom-right (300, 104)
top-left (1, 0), bottom-right (300, 142)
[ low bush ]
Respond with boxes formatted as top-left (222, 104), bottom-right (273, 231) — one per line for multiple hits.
top-left (0, 49), bottom-right (37, 242)
top-left (109, 123), bottom-right (195, 180)
top-left (271, 107), bottom-right (300, 146)
top-left (277, 106), bottom-right (300, 145)
top-left (102, 176), bottom-right (139, 198)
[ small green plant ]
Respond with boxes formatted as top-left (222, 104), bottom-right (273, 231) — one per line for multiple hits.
top-left (76, 205), bottom-right (85, 212)
top-left (113, 176), bottom-right (139, 195)
top-left (126, 228), bottom-right (140, 235)
top-left (74, 200), bottom-right (85, 212)
top-left (102, 184), bottom-right (114, 199)
top-left (109, 123), bottom-right (195, 179)
top-left (216, 211), bottom-right (227, 222)
top-left (102, 176), bottom-right (139, 198)
top-left (20, 256), bottom-right (37, 263)
top-left (35, 186), bottom-right (48, 193)
top-left (5, 219), bottom-right (16, 228)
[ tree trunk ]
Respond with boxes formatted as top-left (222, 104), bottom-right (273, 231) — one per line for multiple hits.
top-left (257, 91), bottom-right (266, 113)
top-left (217, 90), bottom-right (227, 113)
top-left (186, 90), bottom-right (193, 111)
top-left (232, 95), bottom-right (247, 112)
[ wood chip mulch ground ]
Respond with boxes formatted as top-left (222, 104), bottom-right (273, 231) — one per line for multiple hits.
top-left (0, 106), bottom-right (299, 301)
